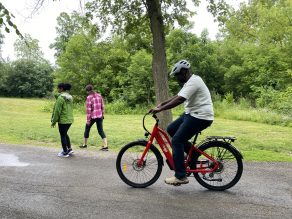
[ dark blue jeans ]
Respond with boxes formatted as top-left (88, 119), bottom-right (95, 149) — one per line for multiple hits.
top-left (58, 123), bottom-right (72, 153)
top-left (166, 114), bottom-right (213, 179)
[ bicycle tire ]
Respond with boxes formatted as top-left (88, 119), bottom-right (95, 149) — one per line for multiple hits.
top-left (193, 141), bottom-right (243, 191)
top-left (116, 141), bottom-right (163, 188)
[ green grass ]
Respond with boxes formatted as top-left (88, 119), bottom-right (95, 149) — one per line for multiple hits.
top-left (0, 97), bottom-right (292, 161)
top-left (213, 101), bottom-right (292, 127)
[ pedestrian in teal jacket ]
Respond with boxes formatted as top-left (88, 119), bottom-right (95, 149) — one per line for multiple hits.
top-left (51, 83), bottom-right (74, 157)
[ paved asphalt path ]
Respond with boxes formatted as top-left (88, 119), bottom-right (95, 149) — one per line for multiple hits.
top-left (0, 144), bottom-right (291, 219)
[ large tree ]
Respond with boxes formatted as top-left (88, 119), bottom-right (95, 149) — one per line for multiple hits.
top-left (84, 0), bottom-right (233, 127)
top-left (85, 0), bottom-right (199, 128)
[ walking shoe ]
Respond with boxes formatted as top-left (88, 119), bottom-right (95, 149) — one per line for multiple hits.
top-left (67, 148), bottom-right (74, 155)
top-left (79, 145), bottom-right (87, 148)
top-left (164, 176), bottom-right (189, 186)
top-left (100, 147), bottom-right (108, 151)
top-left (57, 151), bottom-right (69, 158)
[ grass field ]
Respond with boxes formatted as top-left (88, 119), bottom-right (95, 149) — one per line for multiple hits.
top-left (0, 97), bottom-right (291, 161)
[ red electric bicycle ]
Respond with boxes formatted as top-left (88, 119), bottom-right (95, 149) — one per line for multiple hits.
top-left (116, 113), bottom-right (243, 191)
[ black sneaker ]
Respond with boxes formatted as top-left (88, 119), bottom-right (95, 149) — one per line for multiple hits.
top-left (79, 145), bottom-right (87, 148)
top-left (100, 147), bottom-right (108, 151)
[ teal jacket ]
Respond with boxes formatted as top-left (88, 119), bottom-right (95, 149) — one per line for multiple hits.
top-left (51, 92), bottom-right (74, 125)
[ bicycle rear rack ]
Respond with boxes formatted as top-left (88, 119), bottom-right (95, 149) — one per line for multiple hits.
top-left (206, 136), bottom-right (236, 143)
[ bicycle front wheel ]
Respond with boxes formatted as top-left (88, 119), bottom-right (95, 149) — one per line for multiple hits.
top-left (116, 141), bottom-right (163, 188)
top-left (193, 141), bottom-right (243, 191)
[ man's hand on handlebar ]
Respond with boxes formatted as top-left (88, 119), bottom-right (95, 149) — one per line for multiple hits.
top-left (148, 106), bottom-right (162, 114)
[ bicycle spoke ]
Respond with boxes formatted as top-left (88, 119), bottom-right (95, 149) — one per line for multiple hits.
top-left (118, 144), bottom-right (161, 186)
top-left (195, 144), bottom-right (241, 189)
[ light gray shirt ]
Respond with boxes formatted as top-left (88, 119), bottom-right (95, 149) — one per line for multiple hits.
top-left (178, 75), bottom-right (214, 120)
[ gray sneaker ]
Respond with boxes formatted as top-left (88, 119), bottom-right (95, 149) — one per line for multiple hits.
top-left (164, 176), bottom-right (189, 186)
top-left (57, 151), bottom-right (69, 158)
top-left (68, 148), bottom-right (74, 155)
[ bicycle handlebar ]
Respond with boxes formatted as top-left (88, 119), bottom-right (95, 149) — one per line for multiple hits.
top-left (143, 113), bottom-right (159, 134)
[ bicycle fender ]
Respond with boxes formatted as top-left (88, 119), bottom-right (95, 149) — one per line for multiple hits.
top-left (228, 144), bottom-right (243, 159)
top-left (133, 140), bottom-right (164, 166)
top-left (199, 140), bottom-right (243, 159)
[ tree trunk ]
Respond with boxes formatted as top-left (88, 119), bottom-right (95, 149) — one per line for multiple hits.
top-left (146, 0), bottom-right (172, 129)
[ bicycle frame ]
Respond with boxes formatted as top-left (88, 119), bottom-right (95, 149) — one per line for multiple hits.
top-left (138, 119), bottom-right (219, 174)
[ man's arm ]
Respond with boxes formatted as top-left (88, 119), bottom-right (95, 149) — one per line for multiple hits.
top-left (149, 96), bottom-right (185, 114)
top-left (157, 95), bottom-right (179, 108)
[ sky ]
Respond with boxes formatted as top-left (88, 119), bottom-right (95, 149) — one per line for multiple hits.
top-left (0, 0), bottom-right (244, 64)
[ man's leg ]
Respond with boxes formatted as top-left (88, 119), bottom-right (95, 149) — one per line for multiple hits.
top-left (171, 115), bottom-right (213, 180)
top-left (166, 114), bottom-right (184, 137)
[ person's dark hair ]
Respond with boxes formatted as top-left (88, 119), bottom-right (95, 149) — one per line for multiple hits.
top-left (85, 84), bottom-right (93, 92)
top-left (58, 83), bottom-right (72, 91)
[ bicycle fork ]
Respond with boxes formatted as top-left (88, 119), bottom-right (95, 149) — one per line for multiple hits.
top-left (137, 125), bottom-right (174, 168)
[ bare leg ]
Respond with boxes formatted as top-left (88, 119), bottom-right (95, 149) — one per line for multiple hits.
top-left (102, 138), bottom-right (108, 147)
top-left (84, 138), bottom-right (89, 146)
top-left (80, 138), bottom-right (89, 148)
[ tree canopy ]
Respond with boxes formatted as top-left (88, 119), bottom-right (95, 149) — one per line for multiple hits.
top-left (0, 0), bottom-right (291, 116)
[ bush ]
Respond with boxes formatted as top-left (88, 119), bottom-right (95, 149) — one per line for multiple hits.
top-left (106, 100), bottom-right (150, 115)
top-left (214, 98), bottom-right (292, 127)
top-left (5, 59), bottom-right (53, 98)
top-left (255, 87), bottom-right (292, 116)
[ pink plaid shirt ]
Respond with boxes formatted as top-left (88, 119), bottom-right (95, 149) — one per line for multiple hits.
top-left (86, 92), bottom-right (104, 124)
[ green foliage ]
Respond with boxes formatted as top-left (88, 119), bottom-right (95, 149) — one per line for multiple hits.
top-left (255, 86), bottom-right (292, 115)
top-left (55, 33), bottom-right (131, 102)
top-left (105, 100), bottom-right (149, 115)
top-left (85, 0), bottom-right (198, 36)
top-left (50, 11), bottom-right (98, 58)
top-left (0, 33), bottom-right (54, 98)
top-left (5, 59), bottom-right (53, 97)
top-left (14, 34), bottom-right (45, 62)
top-left (219, 41), bottom-right (291, 98)
top-left (214, 97), bottom-right (292, 127)
top-left (54, 33), bottom-right (98, 100)
top-left (122, 50), bottom-right (154, 106)
top-left (217, 0), bottom-right (292, 114)
top-left (0, 61), bottom-right (11, 95)
top-left (51, 0), bottom-right (291, 117)
top-left (166, 29), bottom-right (225, 94)
top-left (0, 2), bottom-right (23, 38)
top-left (223, 92), bottom-right (234, 104)
top-left (0, 29), bottom-right (4, 53)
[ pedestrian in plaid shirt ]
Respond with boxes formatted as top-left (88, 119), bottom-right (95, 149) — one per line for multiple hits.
top-left (79, 84), bottom-right (108, 151)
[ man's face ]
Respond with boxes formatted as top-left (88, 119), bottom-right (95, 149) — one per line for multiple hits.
top-left (174, 71), bottom-right (187, 86)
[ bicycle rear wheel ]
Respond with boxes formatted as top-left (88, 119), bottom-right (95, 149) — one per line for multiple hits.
top-left (193, 141), bottom-right (243, 191)
top-left (116, 141), bottom-right (163, 188)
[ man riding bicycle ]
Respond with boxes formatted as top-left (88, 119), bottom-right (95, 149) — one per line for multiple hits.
top-left (149, 60), bottom-right (214, 186)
